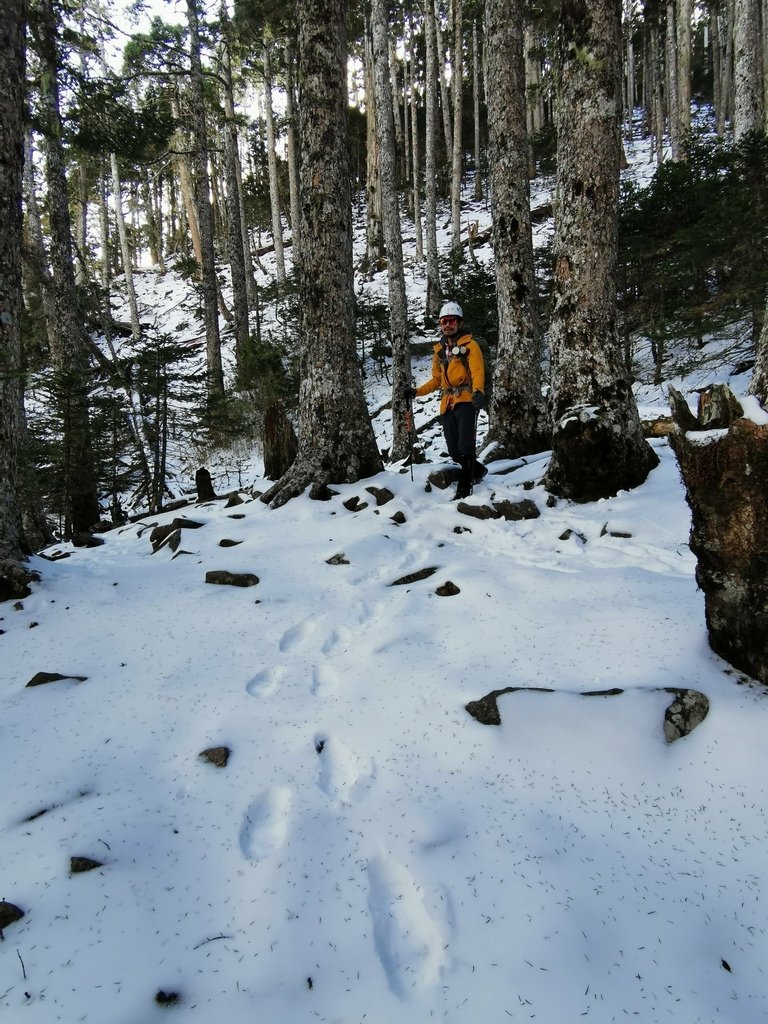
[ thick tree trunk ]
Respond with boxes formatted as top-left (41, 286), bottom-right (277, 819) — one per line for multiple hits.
top-left (544, 0), bottom-right (658, 501)
top-left (733, 0), bottom-right (764, 140)
top-left (32, 0), bottom-right (100, 537)
top-left (371, 0), bottom-right (413, 463)
top-left (670, 399), bottom-right (768, 685)
top-left (423, 0), bottom-right (441, 319)
top-left (260, 0), bottom-right (383, 508)
top-left (186, 0), bottom-right (225, 405)
top-left (0, 0), bottom-right (38, 599)
top-left (484, 0), bottom-right (548, 459)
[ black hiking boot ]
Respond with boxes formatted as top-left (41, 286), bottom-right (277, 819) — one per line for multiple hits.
top-left (453, 456), bottom-right (473, 500)
top-left (472, 460), bottom-right (488, 484)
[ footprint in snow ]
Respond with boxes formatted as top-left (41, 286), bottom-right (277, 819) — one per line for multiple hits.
top-left (279, 618), bottom-right (316, 653)
top-left (245, 665), bottom-right (285, 697)
top-left (239, 786), bottom-right (292, 862)
top-left (311, 663), bottom-right (340, 697)
top-left (314, 733), bottom-right (374, 804)
top-left (321, 624), bottom-right (353, 656)
top-left (367, 855), bottom-right (446, 999)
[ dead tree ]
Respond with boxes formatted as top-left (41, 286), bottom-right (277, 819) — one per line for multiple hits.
top-left (669, 384), bottom-right (768, 684)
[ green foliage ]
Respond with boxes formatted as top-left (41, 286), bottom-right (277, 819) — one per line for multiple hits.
top-left (619, 131), bottom-right (768, 364)
top-left (68, 78), bottom-right (176, 163)
top-left (438, 256), bottom-right (499, 346)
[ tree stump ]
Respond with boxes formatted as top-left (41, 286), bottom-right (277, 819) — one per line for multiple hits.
top-left (263, 402), bottom-right (298, 481)
top-left (195, 467), bottom-right (216, 502)
top-left (669, 395), bottom-right (768, 684)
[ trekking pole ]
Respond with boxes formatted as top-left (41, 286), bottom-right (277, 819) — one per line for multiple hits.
top-left (405, 392), bottom-right (415, 481)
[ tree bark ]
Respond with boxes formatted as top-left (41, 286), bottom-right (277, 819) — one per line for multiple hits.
top-left (484, 0), bottom-right (549, 459)
top-left (450, 0), bottom-right (463, 257)
top-left (220, 1), bottom-right (251, 388)
top-left (670, 405), bottom-right (768, 685)
top-left (260, 0), bottom-right (382, 508)
top-left (371, 0), bottom-right (413, 462)
top-left (31, 0), bottom-right (101, 536)
top-left (544, 0), bottom-right (658, 501)
top-left (186, 0), bottom-right (225, 406)
top-left (363, 21), bottom-right (384, 277)
top-left (0, 0), bottom-right (38, 598)
top-left (676, 0), bottom-right (692, 149)
top-left (284, 38), bottom-right (302, 272)
top-left (423, 0), bottom-right (442, 318)
top-left (110, 153), bottom-right (141, 341)
top-left (733, 0), bottom-right (764, 140)
top-left (472, 18), bottom-right (482, 200)
top-left (747, 294), bottom-right (768, 404)
top-left (263, 43), bottom-right (286, 284)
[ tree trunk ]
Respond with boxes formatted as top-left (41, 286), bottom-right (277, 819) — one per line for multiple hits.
top-left (220, 1), bottom-right (251, 388)
top-left (423, 0), bottom-right (442, 319)
top-left (733, 0), bottom-right (764, 140)
top-left (263, 402), bottom-right (298, 480)
top-left (285, 38), bottom-right (302, 272)
top-left (263, 43), bottom-right (286, 284)
top-left (665, 0), bottom-right (681, 159)
top-left (260, 0), bottom-right (383, 508)
top-left (31, 0), bottom-right (101, 537)
top-left (364, 20), bottom-right (384, 277)
top-left (670, 399), bottom-right (768, 685)
top-left (434, 0), bottom-right (453, 165)
top-left (676, 0), bottom-right (692, 149)
top-left (484, 0), bottom-right (548, 459)
top-left (186, 0), bottom-right (225, 406)
top-left (371, 0), bottom-right (413, 463)
top-left (0, 0), bottom-right (37, 598)
top-left (624, 0), bottom-right (636, 129)
top-left (110, 152), bottom-right (141, 341)
top-left (450, 0), bottom-right (463, 257)
top-left (544, 0), bottom-right (659, 501)
top-left (408, 35), bottom-right (424, 260)
top-left (472, 18), bottom-right (482, 201)
top-left (747, 294), bottom-right (768, 404)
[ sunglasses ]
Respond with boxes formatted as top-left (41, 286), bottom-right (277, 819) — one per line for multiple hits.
top-left (440, 316), bottom-right (459, 325)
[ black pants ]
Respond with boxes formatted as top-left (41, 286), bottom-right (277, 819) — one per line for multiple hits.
top-left (441, 403), bottom-right (476, 462)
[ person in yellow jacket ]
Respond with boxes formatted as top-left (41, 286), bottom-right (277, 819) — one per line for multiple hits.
top-left (408, 301), bottom-right (488, 500)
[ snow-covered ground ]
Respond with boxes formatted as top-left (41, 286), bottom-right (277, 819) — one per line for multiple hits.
top-left (2, 128), bottom-right (767, 1024)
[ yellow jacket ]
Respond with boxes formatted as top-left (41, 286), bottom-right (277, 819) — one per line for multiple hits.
top-left (415, 333), bottom-right (485, 415)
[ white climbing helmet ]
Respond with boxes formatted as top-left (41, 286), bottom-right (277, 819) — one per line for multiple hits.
top-left (439, 301), bottom-right (463, 320)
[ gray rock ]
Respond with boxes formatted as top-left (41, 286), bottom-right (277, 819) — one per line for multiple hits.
top-left (390, 567), bottom-right (438, 586)
top-left (456, 502), bottom-right (501, 520)
top-left (493, 498), bottom-right (540, 521)
top-left (663, 689), bottom-right (710, 743)
top-left (436, 581), bottom-right (460, 596)
top-left (326, 553), bottom-right (350, 565)
top-left (199, 745), bottom-right (231, 768)
top-left (365, 485), bottom-right (395, 506)
top-left (205, 571), bottom-right (259, 587)
top-left (26, 671), bottom-right (87, 687)
top-left (70, 856), bottom-right (104, 874)
top-left (0, 901), bottom-right (24, 932)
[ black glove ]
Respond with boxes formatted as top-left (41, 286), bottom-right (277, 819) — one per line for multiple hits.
top-left (472, 391), bottom-right (485, 411)
top-left (405, 387), bottom-right (418, 401)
